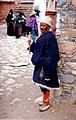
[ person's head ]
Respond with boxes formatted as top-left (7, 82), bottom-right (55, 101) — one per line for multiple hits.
top-left (9, 9), bottom-right (13, 14)
top-left (34, 9), bottom-right (40, 17)
top-left (40, 16), bottom-right (53, 33)
top-left (19, 12), bottom-right (23, 16)
top-left (30, 11), bottom-right (36, 18)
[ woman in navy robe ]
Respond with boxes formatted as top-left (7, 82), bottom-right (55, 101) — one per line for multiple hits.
top-left (5, 9), bottom-right (15, 36)
top-left (28, 16), bottom-right (60, 112)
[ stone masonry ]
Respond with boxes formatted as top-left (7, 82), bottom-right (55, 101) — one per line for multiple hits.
top-left (56, 0), bottom-right (76, 102)
top-left (15, 0), bottom-right (34, 18)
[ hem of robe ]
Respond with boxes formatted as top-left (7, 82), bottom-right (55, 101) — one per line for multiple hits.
top-left (32, 80), bottom-right (60, 90)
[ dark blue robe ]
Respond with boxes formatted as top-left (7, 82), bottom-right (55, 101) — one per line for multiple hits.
top-left (6, 13), bottom-right (15, 36)
top-left (30, 31), bottom-right (60, 89)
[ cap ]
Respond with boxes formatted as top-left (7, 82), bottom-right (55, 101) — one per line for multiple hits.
top-left (40, 16), bottom-right (53, 27)
top-left (30, 11), bottom-right (36, 17)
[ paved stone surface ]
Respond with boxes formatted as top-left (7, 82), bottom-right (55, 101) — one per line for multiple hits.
top-left (0, 23), bottom-right (76, 120)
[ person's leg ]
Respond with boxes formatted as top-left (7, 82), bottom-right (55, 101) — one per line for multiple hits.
top-left (31, 29), bottom-right (37, 42)
top-left (39, 87), bottom-right (52, 112)
top-left (40, 87), bottom-right (50, 106)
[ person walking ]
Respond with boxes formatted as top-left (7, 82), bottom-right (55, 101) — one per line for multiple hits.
top-left (5, 9), bottom-right (15, 36)
top-left (34, 8), bottom-right (41, 36)
top-left (28, 16), bottom-right (60, 112)
top-left (26, 11), bottom-right (38, 41)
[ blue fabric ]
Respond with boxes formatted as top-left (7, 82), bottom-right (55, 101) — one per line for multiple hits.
top-left (30, 31), bottom-right (60, 88)
top-left (31, 29), bottom-right (38, 42)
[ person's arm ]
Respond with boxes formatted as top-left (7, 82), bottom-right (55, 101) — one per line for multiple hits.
top-left (27, 41), bottom-right (36, 53)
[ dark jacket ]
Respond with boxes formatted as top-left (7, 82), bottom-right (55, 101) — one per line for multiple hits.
top-left (30, 31), bottom-right (60, 89)
top-left (6, 13), bottom-right (15, 36)
top-left (6, 13), bottom-right (15, 23)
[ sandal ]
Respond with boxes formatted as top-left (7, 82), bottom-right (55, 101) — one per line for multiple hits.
top-left (39, 103), bottom-right (51, 112)
top-left (39, 98), bottom-right (52, 112)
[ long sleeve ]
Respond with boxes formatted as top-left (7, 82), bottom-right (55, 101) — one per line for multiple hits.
top-left (30, 42), bottom-right (36, 53)
top-left (31, 32), bottom-right (60, 70)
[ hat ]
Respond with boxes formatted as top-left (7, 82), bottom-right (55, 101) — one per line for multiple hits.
top-left (40, 16), bottom-right (53, 27)
top-left (30, 11), bottom-right (36, 17)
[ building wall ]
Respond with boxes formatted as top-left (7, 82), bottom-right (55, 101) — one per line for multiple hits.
top-left (15, 0), bottom-right (34, 18)
top-left (0, 1), bottom-right (15, 22)
top-left (57, 0), bottom-right (76, 77)
top-left (0, 0), bottom-right (34, 21)
top-left (56, 0), bottom-right (76, 99)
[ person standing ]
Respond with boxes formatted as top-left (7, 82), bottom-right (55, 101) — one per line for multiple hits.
top-left (34, 8), bottom-right (40, 36)
top-left (26, 11), bottom-right (38, 41)
top-left (33, 0), bottom-right (47, 35)
top-left (15, 12), bottom-right (26, 38)
top-left (5, 9), bottom-right (15, 36)
top-left (33, 0), bottom-right (46, 19)
top-left (28, 16), bottom-right (60, 112)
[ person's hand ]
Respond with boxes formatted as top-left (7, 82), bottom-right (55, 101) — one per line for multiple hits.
top-left (22, 19), bottom-right (24, 22)
top-left (27, 34), bottom-right (32, 45)
top-left (28, 39), bottom-right (31, 45)
top-left (19, 20), bottom-right (21, 23)
top-left (27, 34), bottom-right (32, 54)
top-left (12, 18), bottom-right (14, 20)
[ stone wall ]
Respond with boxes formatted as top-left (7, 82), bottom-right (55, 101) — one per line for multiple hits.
top-left (56, 0), bottom-right (76, 102)
top-left (15, 0), bottom-right (34, 18)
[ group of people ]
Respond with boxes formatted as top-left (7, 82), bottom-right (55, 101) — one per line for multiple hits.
top-left (6, 8), bottom-right (60, 112)
top-left (5, 9), bottom-right (39, 40)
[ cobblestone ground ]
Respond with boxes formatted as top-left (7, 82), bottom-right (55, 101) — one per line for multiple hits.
top-left (0, 24), bottom-right (76, 120)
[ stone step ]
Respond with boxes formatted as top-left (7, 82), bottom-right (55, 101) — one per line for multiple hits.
top-left (14, 0), bottom-right (34, 17)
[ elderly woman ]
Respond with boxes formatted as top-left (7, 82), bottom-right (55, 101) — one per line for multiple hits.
top-left (28, 16), bottom-right (60, 112)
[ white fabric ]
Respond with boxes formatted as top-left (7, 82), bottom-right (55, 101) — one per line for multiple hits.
top-left (33, 0), bottom-right (46, 19)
